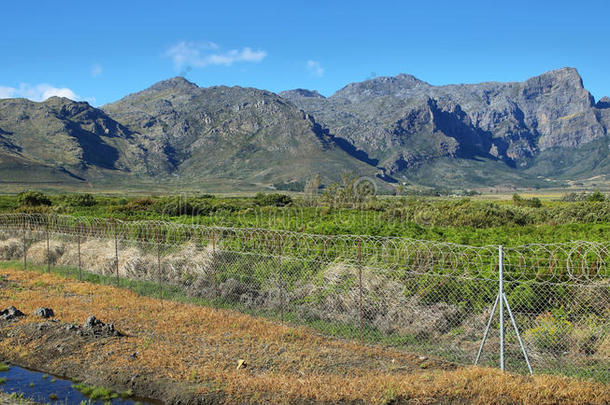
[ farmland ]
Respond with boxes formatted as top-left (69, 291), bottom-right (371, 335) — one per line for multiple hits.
top-left (0, 189), bottom-right (609, 403)
top-left (0, 266), bottom-right (608, 404)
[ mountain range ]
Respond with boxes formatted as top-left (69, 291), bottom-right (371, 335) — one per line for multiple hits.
top-left (1, 67), bottom-right (609, 191)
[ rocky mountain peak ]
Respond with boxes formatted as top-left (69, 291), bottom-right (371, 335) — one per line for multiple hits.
top-left (524, 67), bottom-right (585, 91)
top-left (332, 73), bottom-right (429, 102)
top-left (279, 89), bottom-right (325, 99)
top-left (147, 76), bottom-right (199, 92)
top-left (597, 96), bottom-right (610, 109)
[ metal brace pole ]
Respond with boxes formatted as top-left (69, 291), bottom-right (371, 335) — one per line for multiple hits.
top-left (503, 293), bottom-right (533, 375)
top-left (475, 245), bottom-right (534, 375)
top-left (475, 292), bottom-right (500, 365)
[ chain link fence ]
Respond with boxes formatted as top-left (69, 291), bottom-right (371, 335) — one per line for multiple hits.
top-left (0, 214), bottom-right (608, 381)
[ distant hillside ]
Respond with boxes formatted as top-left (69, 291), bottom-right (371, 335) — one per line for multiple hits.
top-left (0, 68), bottom-right (608, 191)
top-left (282, 67), bottom-right (609, 187)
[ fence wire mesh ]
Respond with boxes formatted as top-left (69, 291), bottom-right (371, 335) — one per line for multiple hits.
top-left (0, 213), bottom-right (608, 380)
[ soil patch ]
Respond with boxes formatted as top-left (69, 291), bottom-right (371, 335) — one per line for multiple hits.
top-left (0, 267), bottom-right (607, 404)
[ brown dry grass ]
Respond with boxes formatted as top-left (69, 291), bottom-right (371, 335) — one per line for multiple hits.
top-left (0, 267), bottom-right (608, 404)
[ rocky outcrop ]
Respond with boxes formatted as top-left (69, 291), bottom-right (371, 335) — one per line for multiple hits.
top-left (0, 68), bottom-right (608, 189)
top-left (0, 306), bottom-right (24, 320)
top-left (284, 67), bottom-right (608, 177)
top-left (596, 96), bottom-right (610, 109)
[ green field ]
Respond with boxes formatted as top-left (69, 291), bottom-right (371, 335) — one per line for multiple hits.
top-left (1, 189), bottom-right (609, 246)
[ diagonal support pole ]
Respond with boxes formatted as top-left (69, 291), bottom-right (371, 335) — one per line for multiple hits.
top-left (475, 245), bottom-right (533, 375)
top-left (502, 293), bottom-right (533, 375)
top-left (475, 292), bottom-right (500, 365)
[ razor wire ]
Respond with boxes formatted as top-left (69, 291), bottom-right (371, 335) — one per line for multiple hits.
top-left (0, 213), bottom-right (608, 379)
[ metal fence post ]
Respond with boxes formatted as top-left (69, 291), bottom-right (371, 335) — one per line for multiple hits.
top-left (278, 232), bottom-right (284, 323)
top-left (499, 245), bottom-right (505, 371)
top-left (156, 226), bottom-right (163, 299)
top-left (212, 229), bottom-right (218, 298)
top-left (358, 238), bottom-right (363, 345)
top-left (113, 220), bottom-right (119, 287)
top-left (475, 244), bottom-right (533, 375)
top-left (22, 217), bottom-right (27, 270)
top-left (46, 216), bottom-right (51, 273)
top-left (77, 221), bottom-right (82, 281)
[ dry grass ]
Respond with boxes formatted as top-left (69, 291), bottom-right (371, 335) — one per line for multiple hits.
top-left (25, 240), bottom-right (65, 265)
top-left (0, 239), bottom-right (22, 260)
top-left (0, 267), bottom-right (608, 404)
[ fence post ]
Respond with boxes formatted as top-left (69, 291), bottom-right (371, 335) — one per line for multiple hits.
top-left (46, 215), bottom-right (51, 273)
top-left (22, 217), bottom-right (27, 270)
top-left (498, 245), bottom-right (505, 371)
top-left (113, 220), bottom-right (119, 287)
top-left (278, 232), bottom-right (283, 323)
top-left (156, 226), bottom-right (163, 299)
top-left (77, 221), bottom-right (82, 281)
top-left (358, 238), bottom-right (363, 345)
top-left (212, 229), bottom-right (218, 298)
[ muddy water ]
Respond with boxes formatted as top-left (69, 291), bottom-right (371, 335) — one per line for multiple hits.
top-left (0, 364), bottom-right (158, 404)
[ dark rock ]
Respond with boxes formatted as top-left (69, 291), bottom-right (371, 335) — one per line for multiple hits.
top-left (0, 306), bottom-right (25, 320)
top-left (83, 315), bottom-right (121, 337)
top-left (34, 307), bottom-right (54, 318)
top-left (597, 96), bottom-right (610, 109)
top-left (84, 315), bottom-right (103, 329)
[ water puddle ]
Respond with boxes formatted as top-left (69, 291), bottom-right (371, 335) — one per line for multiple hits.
top-left (0, 364), bottom-right (158, 404)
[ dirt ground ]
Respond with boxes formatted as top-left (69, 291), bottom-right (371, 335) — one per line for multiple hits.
top-left (0, 268), bottom-right (608, 404)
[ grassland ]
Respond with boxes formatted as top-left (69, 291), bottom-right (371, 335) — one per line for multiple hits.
top-left (0, 266), bottom-right (608, 404)
top-left (1, 190), bottom-right (610, 246)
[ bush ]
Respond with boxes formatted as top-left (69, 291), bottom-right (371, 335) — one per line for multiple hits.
top-left (586, 190), bottom-right (606, 202)
top-left (254, 192), bottom-right (292, 207)
top-left (512, 194), bottom-right (542, 208)
top-left (153, 197), bottom-right (214, 216)
top-left (273, 181), bottom-right (305, 192)
top-left (66, 193), bottom-right (96, 207)
top-left (525, 312), bottom-right (572, 354)
top-left (16, 190), bottom-right (51, 207)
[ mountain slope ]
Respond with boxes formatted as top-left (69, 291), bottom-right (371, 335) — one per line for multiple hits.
top-left (0, 97), bottom-right (150, 184)
top-left (101, 77), bottom-right (377, 185)
top-left (281, 67), bottom-right (608, 187)
top-left (0, 68), bottom-right (608, 191)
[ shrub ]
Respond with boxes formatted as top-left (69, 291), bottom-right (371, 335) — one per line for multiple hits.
top-left (586, 190), bottom-right (606, 202)
top-left (507, 283), bottom-right (540, 313)
top-left (524, 312), bottom-right (572, 354)
top-left (254, 192), bottom-right (292, 207)
top-left (273, 181), bottom-right (305, 192)
top-left (16, 190), bottom-right (51, 207)
top-left (512, 194), bottom-right (542, 208)
top-left (65, 193), bottom-right (97, 207)
top-left (153, 197), bottom-right (214, 216)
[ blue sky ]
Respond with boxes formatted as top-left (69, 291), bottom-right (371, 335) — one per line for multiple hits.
top-left (1, 1), bottom-right (608, 106)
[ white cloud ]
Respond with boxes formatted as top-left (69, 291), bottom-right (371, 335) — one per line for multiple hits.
top-left (0, 83), bottom-right (79, 101)
top-left (306, 60), bottom-right (324, 77)
top-left (91, 63), bottom-right (103, 78)
top-left (164, 41), bottom-right (267, 71)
